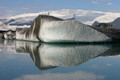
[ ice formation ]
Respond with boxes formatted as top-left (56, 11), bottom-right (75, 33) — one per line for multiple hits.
top-left (16, 15), bottom-right (112, 42)
top-left (4, 30), bottom-right (15, 39)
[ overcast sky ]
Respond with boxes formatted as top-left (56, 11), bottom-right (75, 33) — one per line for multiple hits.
top-left (0, 0), bottom-right (120, 17)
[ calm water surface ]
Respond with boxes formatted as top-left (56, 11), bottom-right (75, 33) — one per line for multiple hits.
top-left (0, 40), bottom-right (120, 80)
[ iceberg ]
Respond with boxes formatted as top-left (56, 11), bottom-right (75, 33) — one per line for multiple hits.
top-left (16, 15), bottom-right (112, 42)
top-left (4, 30), bottom-right (15, 39)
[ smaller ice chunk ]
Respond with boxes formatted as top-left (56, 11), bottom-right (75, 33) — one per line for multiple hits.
top-left (4, 30), bottom-right (15, 39)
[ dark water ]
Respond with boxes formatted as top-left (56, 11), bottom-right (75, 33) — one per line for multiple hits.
top-left (0, 40), bottom-right (120, 80)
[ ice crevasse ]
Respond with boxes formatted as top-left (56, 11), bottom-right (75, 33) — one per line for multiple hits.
top-left (16, 15), bottom-right (112, 42)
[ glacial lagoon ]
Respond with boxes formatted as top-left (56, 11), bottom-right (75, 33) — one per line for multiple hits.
top-left (0, 40), bottom-right (120, 80)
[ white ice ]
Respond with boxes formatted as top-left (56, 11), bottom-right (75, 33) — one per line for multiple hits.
top-left (39, 20), bottom-right (111, 42)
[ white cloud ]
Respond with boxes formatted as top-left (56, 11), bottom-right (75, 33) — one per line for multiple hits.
top-left (106, 63), bottom-right (112, 66)
top-left (107, 3), bottom-right (113, 5)
top-left (13, 71), bottom-right (105, 80)
top-left (90, 0), bottom-right (113, 5)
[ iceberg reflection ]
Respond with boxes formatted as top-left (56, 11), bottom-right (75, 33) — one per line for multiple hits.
top-left (15, 41), bottom-right (120, 70)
